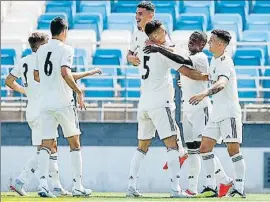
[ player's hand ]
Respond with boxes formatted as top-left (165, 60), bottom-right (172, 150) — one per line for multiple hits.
top-left (189, 92), bottom-right (207, 105)
top-left (128, 53), bottom-right (140, 66)
top-left (77, 91), bottom-right (86, 110)
top-left (143, 45), bottom-right (160, 54)
top-left (91, 68), bottom-right (102, 75)
top-left (177, 80), bottom-right (182, 87)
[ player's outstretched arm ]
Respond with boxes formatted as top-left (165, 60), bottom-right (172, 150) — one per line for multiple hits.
top-left (72, 68), bottom-right (102, 81)
top-left (5, 74), bottom-right (26, 95)
top-left (61, 66), bottom-right (85, 110)
top-left (143, 45), bottom-right (193, 66)
top-left (189, 76), bottom-right (229, 105)
top-left (179, 66), bottom-right (209, 81)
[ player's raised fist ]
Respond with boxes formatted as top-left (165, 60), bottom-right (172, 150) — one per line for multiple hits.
top-left (92, 68), bottom-right (102, 75)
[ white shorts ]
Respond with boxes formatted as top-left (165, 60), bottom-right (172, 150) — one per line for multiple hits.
top-left (28, 119), bottom-right (42, 146)
top-left (203, 117), bottom-right (242, 144)
top-left (182, 107), bottom-right (209, 143)
top-left (138, 106), bottom-right (179, 140)
top-left (40, 105), bottom-right (81, 140)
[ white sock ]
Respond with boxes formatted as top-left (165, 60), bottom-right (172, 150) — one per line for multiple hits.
top-left (128, 149), bottom-right (146, 189)
top-left (200, 152), bottom-right (216, 189)
top-left (167, 148), bottom-right (181, 191)
top-left (70, 148), bottom-right (83, 190)
top-left (177, 138), bottom-right (185, 157)
top-left (187, 149), bottom-right (201, 193)
top-left (214, 155), bottom-right (231, 184)
top-left (231, 152), bottom-right (246, 193)
top-left (38, 147), bottom-right (51, 187)
top-left (49, 152), bottom-right (62, 188)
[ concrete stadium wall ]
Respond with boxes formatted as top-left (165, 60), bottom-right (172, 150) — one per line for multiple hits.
top-left (1, 123), bottom-right (270, 193)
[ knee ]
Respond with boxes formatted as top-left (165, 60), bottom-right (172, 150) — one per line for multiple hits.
top-left (41, 139), bottom-right (54, 150)
top-left (199, 142), bottom-right (212, 154)
top-left (138, 144), bottom-right (149, 153)
top-left (227, 143), bottom-right (240, 157)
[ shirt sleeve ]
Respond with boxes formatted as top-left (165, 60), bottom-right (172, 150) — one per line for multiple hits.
top-left (189, 53), bottom-right (209, 73)
top-left (216, 59), bottom-right (232, 80)
top-left (61, 46), bottom-right (74, 68)
top-left (10, 61), bottom-right (22, 79)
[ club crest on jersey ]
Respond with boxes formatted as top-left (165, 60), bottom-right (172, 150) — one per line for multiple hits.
top-left (221, 56), bottom-right (226, 61)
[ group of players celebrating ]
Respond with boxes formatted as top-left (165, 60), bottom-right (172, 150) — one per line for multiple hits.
top-left (6, 1), bottom-right (245, 199)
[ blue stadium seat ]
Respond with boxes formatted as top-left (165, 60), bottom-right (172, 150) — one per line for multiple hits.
top-left (251, 1), bottom-right (270, 14)
top-left (111, 1), bottom-right (138, 13)
top-left (182, 1), bottom-right (214, 30)
top-left (234, 48), bottom-right (264, 67)
top-left (215, 1), bottom-right (248, 28)
top-left (93, 49), bottom-right (122, 66)
top-left (79, 1), bottom-right (109, 29)
top-left (37, 13), bottom-right (68, 30)
top-left (155, 13), bottom-right (173, 34)
top-left (22, 49), bottom-right (32, 58)
top-left (240, 31), bottom-right (270, 64)
top-left (1, 49), bottom-right (16, 65)
top-left (73, 48), bottom-right (88, 67)
top-left (236, 67), bottom-right (259, 103)
top-left (245, 14), bottom-right (270, 31)
top-left (175, 13), bottom-right (207, 31)
top-left (154, 2), bottom-right (178, 28)
top-left (73, 13), bottom-right (103, 40)
top-left (82, 77), bottom-right (115, 98)
top-left (212, 14), bottom-right (243, 40)
top-left (107, 13), bottom-right (136, 31)
top-left (45, 1), bottom-right (76, 28)
top-left (119, 67), bottom-right (140, 98)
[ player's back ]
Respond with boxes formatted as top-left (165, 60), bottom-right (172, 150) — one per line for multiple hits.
top-left (37, 39), bottom-right (74, 110)
top-left (138, 48), bottom-right (179, 110)
top-left (10, 53), bottom-right (41, 121)
top-left (180, 51), bottom-right (211, 112)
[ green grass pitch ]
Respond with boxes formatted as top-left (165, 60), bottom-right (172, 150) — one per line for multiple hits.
top-left (1, 192), bottom-right (270, 202)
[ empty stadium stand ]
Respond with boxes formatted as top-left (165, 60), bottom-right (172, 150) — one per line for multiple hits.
top-left (1, 0), bottom-right (270, 122)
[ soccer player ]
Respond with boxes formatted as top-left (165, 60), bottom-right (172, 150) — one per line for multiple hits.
top-left (6, 32), bottom-right (101, 197)
top-left (35, 17), bottom-right (92, 197)
top-left (127, 1), bottom-right (188, 168)
top-left (189, 30), bottom-right (246, 198)
top-left (145, 31), bottom-right (233, 197)
top-left (127, 20), bottom-right (208, 198)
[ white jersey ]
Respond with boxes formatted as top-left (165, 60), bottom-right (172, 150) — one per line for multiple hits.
top-left (138, 44), bottom-right (181, 110)
top-left (179, 50), bottom-right (211, 113)
top-left (10, 53), bottom-right (41, 122)
top-left (209, 53), bottom-right (241, 122)
top-left (36, 39), bottom-right (74, 110)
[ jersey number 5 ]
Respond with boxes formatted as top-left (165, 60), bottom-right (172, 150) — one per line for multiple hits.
top-left (22, 63), bottom-right (28, 87)
top-left (44, 52), bottom-right (53, 76)
top-left (142, 56), bottom-right (150, 80)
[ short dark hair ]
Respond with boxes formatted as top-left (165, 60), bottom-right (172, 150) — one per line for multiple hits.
top-left (137, 1), bottom-right (155, 12)
top-left (211, 29), bottom-right (231, 45)
top-left (50, 17), bottom-right (68, 36)
top-left (28, 32), bottom-right (49, 52)
top-left (145, 20), bottom-right (162, 36)
top-left (191, 31), bottom-right (208, 44)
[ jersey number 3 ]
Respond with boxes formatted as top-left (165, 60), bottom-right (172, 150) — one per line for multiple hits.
top-left (142, 56), bottom-right (150, 80)
top-left (44, 52), bottom-right (53, 76)
top-left (22, 63), bottom-right (28, 87)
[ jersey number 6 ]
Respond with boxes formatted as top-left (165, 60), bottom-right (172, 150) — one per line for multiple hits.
top-left (142, 56), bottom-right (150, 80)
top-left (44, 52), bottom-right (53, 76)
